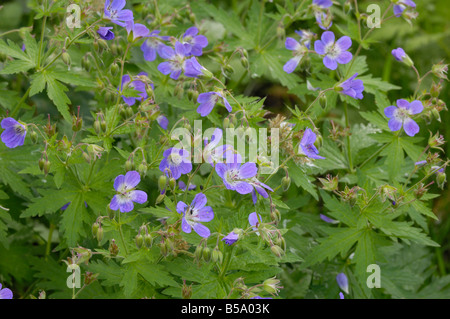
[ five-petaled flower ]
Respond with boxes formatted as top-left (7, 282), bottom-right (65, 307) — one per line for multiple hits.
top-left (338, 73), bottom-right (364, 100)
top-left (183, 56), bottom-right (211, 79)
top-left (182, 27), bottom-right (208, 56)
top-left (299, 128), bottom-right (325, 159)
top-left (159, 147), bottom-right (192, 180)
top-left (140, 30), bottom-right (169, 62)
top-left (110, 171), bottom-right (148, 213)
top-left (197, 91), bottom-right (232, 117)
top-left (222, 231), bottom-right (239, 245)
top-left (384, 99), bottom-right (423, 137)
top-left (314, 31), bottom-right (352, 70)
top-left (1, 117), bottom-right (27, 148)
top-left (157, 42), bottom-right (188, 80)
top-left (216, 154), bottom-right (258, 195)
top-left (0, 283), bottom-right (13, 299)
top-left (203, 128), bottom-right (235, 166)
top-left (97, 26), bottom-right (115, 40)
top-left (104, 0), bottom-right (134, 27)
top-left (177, 193), bottom-right (214, 238)
top-left (393, 0), bottom-right (416, 17)
top-left (120, 72), bottom-right (150, 106)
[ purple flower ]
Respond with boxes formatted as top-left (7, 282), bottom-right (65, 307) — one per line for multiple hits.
top-left (182, 26), bottom-right (208, 56)
top-left (1, 117), bottom-right (26, 148)
top-left (125, 21), bottom-right (150, 41)
top-left (283, 37), bottom-right (305, 74)
top-left (295, 30), bottom-right (315, 49)
top-left (320, 214), bottom-right (339, 224)
top-left (299, 128), bottom-right (325, 159)
top-left (432, 166), bottom-right (445, 174)
top-left (391, 47), bottom-right (406, 62)
top-left (0, 283), bottom-right (13, 299)
top-left (120, 72), bottom-right (149, 106)
top-left (384, 99), bottom-right (423, 137)
top-left (415, 160), bottom-right (427, 167)
top-left (179, 181), bottom-right (196, 191)
top-left (339, 292), bottom-right (344, 299)
top-left (104, 0), bottom-right (134, 27)
top-left (315, 11), bottom-right (333, 30)
top-left (159, 147), bottom-right (192, 180)
top-left (216, 154), bottom-right (257, 195)
top-left (156, 115), bottom-right (168, 130)
top-left (314, 31), bottom-right (352, 70)
top-left (222, 231), bottom-right (239, 245)
top-left (157, 42), bottom-right (187, 80)
top-left (177, 193), bottom-right (214, 238)
top-left (203, 129), bottom-right (235, 167)
top-left (197, 92), bottom-right (232, 116)
top-left (394, 0), bottom-right (416, 17)
top-left (338, 73), bottom-right (364, 100)
top-left (312, 0), bottom-right (333, 8)
top-left (140, 30), bottom-right (169, 62)
top-left (250, 178), bottom-right (273, 204)
top-left (336, 273), bottom-right (349, 294)
top-left (110, 171), bottom-right (148, 213)
top-left (183, 56), bottom-right (210, 78)
top-left (249, 212), bottom-right (262, 232)
top-left (97, 26), bottom-right (115, 40)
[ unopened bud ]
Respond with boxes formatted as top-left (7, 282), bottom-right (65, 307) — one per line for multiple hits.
top-left (125, 159), bottom-right (134, 171)
top-left (281, 176), bottom-right (291, 192)
top-left (270, 245), bottom-right (284, 258)
top-left (94, 120), bottom-right (102, 134)
top-left (62, 51), bottom-right (71, 67)
top-left (202, 246), bottom-right (211, 262)
top-left (135, 234), bottom-right (144, 249)
top-left (158, 175), bottom-right (167, 191)
top-left (169, 177), bottom-right (176, 190)
top-left (155, 193), bottom-right (165, 205)
top-left (211, 247), bottom-right (223, 264)
top-left (96, 226), bottom-right (104, 242)
top-left (138, 162), bottom-right (148, 176)
top-left (319, 94), bottom-right (327, 109)
top-left (92, 222), bottom-right (100, 237)
top-left (30, 131), bottom-right (38, 143)
top-left (144, 233), bottom-right (153, 248)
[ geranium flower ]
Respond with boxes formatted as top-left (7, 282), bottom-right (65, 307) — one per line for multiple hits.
top-left (299, 128), bottom-right (325, 159)
top-left (177, 193), bottom-right (214, 238)
top-left (125, 21), bottom-right (150, 41)
top-left (183, 56), bottom-right (211, 78)
top-left (384, 99), bottom-right (423, 137)
top-left (97, 26), bottom-right (115, 40)
top-left (222, 231), bottom-right (239, 245)
top-left (196, 92), bottom-right (232, 116)
top-left (141, 30), bottom-right (170, 62)
top-left (157, 42), bottom-right (187, 80)
top-left (120, 72), bottom-right (150, 106)
top-left (314, 31), bottom-right (352, 70)
top-left (104, 0), bottom-right (133, 27)
top-left (1, 118), bottom-right (26, 148)
top-left (110, 171), bottom-right (148, 213)
top-left (156, 115), bottom-right (168, 130)
top-left (216, 154), bottom-right (258, 195)
top-left (182, 26), bottom-right (208, 56)
top-left (394, 0), bottom-right (416, 17)
top-left (338, 73), bottom-right (364, 100)
top-left (159, 147), bottom-right (192, 180)
top-left (0, 283), bottom-right (13, 299)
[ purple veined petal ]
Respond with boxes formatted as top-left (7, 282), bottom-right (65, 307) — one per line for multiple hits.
top-left (113, 174), bottom-right (125, 191)
top-left (175, 41), bottom-right (186, 56)
top-left (119, 200), bottom-right (134, 213)
top-left (393, 5), bottom-right (405, 17)
top-left (181, 217), bottom-right (192, 233)
top-left (141, 41), bottom-right (157, 61)
top-left (109, 195), bottom-right (120, 211)
top-left (192, 193), bottom-right (207, 210)
top-left (193, 223), bottom-right (211, 238)
top-left (235, 181), bottom-right (254, 194)
top-left (157, 62), bottom-right (173, 75)
top-left (301, 128), bottom-right (316, 145)
top-left (124, 170), bottom-right (141, 188)
top-left (179, 162), bottom-right (193, 176)
top-left (249, 212), bottom-right (262, 227)
top-left (251, 189), bottom-right (258, 204)
top-left (157, 115), bottom-right (169, 130)
top-left (323, 56), bottom-right (338, 70)
top-left (336, 51), bottom-right (353, 64)
top-left (384, 106), bottom-right (397, 118)
top-left (184, 26), bottom-right (199, 38)
top-left (396, 99), bottom-right (410, 109)
top-left (283, 56), bottom-right (301, 74)
top-left (120, 74), bottom-right (131, 90)
top-left (392, 48), bottom-right (406, 61)
top-left (170, 68), bottom-right (182, 80)
top-left (130, 190), bottom-right (147, 204)
top-left (313, 0), bottom-right (333, 8)
top-left (388, 117), bottom-right (403, 132)
top-left (254, 185), bottom-right (268, 198)
top-left (321, 31), bottom-right (335, 45)
top-left (132, 23), bottom-right (150, 39)
top-left (239, 162), bottom-right (258, 179)
top-left (116, 9), bottom-right (134, 22)
top-left (215, 163), bottom-right (227, 179)
top-left (314, 40), bottom-right (326, 55)
top-left (210, 128), bottom-right (223, 147)
top-left (1, 117), bottom-right (19, 129)
top-left (97, 26), bottom-right (115, 40)
top-left (408, 100), bottom-right (423, 114)
top-left (179, 181), bottom-right (187, 190)
top-left (222, 231), bottom-right (239, 245)
top-left (403, 118), bottom-right (420, 137)
top-left (336, 273), bottom-right (349, 294)
top-left (0, 286), bottom-right (13, 299)
top-left (157, 44), bottom-right (175, 59)
top-left (193, 35), bottom-right (208, 47)
top-left (336, 36), bottom-right (352, 51)
top-left (190, 46), bottom-right (203, 57)
top-left (285, 37), bottom-right (301, 51)
top-left (1, 129), bottom-right (21, 148)
top-left (197, 206), bottom-right (214, 222)
top-left (197, 92), bottom-right (214, 103)
top-left (177, 201), bottom-right (188, 214)
top-left (109, 0), bottom-right (126, 11)
top-left (197, 100), bottom-right (216, 117)
top-left (222, 97), bottom-right (232, 112)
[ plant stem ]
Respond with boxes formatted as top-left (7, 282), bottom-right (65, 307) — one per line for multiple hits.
top-left (117, 211), bottom-right (129, 256)
top-left (344, 103), bottom-right (354, 173)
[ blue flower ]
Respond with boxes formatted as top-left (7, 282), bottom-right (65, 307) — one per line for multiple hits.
top-left (196, 91), bottom-right (232, 117)
top-left (1, 117), bottom-right (26, 148)
top-left (120, 72), bottom-right (150, 106)
top-left (125, 21), bottom-right (150, 41)
top-left (299, 128), bottom-right (325, 159)
top-left (283, 37), bottom-right (306, 74)
top-left (0, 283), bottom-right (13, 299)
top-left (140, 30), bottom-right (169, 62)
top-left (314, 31), bottom-right (352, 70)
top-left (216, 154), bottom-right (258, 195)
top-left (183, 56), bottom-right (209, 78)
top-left (104, 0), bottom-right (133, 27)
top-left (222, 231), bottom-right (239, 245)
top-left (393, 0), bottom-right (416, 17)
top-left (182, 26), bottom-right (208, 56)
top-left (159, 147), bottom-right (192, 180)
top-left (110, 171), bottom-right (148, 213)
top-left (320, 214), bottom-right (339, 224)
top-left (97, 26), bottom-right (115, 40)
top-left (156, 115), bottom-right (169, 130)
top-left (336, 273), bottom-right (349, 294)
top-left (338, 73), bottom-right (364, 100)
top-left (384, 99), bottom-right (423, 137)
top-left (177, 193), bottom-right (214, 238)
top-left (312, 0), bottom-right (333, 8)
top-left (157, 42), bottom-right (188, 80)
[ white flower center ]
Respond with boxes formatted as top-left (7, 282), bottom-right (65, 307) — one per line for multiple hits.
top-left (325, 43), bottom-right (341, 59)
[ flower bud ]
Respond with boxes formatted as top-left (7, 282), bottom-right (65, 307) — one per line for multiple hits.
top-left (96, 226), bottom-right (104, 242)
top-left (62, 51), bottom-right (71, 67)
top-left (281, 176), bottom-right (291, 192)
top-left (43, 160), bottom-right (51, 176)
top-left (155, 193), bottom-right (165, 205)
top-left (39, 158), bottom-right (45, 171)
top-left (92, 222), bottom-right (100, 237)
top-left (138, 162), bottom-right (148, 176)
top-left (437, 171), bottom-right (447, 190)
top-left (263, 277), bottom-right (282, 295)
top-left (194, 244), bottom-right (204, 261)
top-left (144, 233), bottom-right (153, 248)
top-left (125, 106), bottom-right (134, 118)
top-left (240, 56), bottom-right (249, 69)
top-left (135, 234), bottom-right (144, 249)
top-left (224, 64), bottom-right (234, 77)
top-left (125, 159), bottom-right (134, 172)
top-left (94, 120), bottom-right (102, 134)
top-left (202, 246), bottom-right (211, 262)
top-left (182, 280), bottom-right (193, 299)
top-left (110, 62), bottom-right (119, 77)
top-left (211, 247), bottom-right (223, 264)
top-left (319, 94), bottom-right (327, 109)
top-left (30, 130), bottom-right (38, 143)
top-left (432, 62), bottom-right (448, 80)
top-left (276, 23), bottom-right (285, 38)
top-left (270, 245), bottom-right (284, 258)
top-left (169, 177), bottom-right (176, 190)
